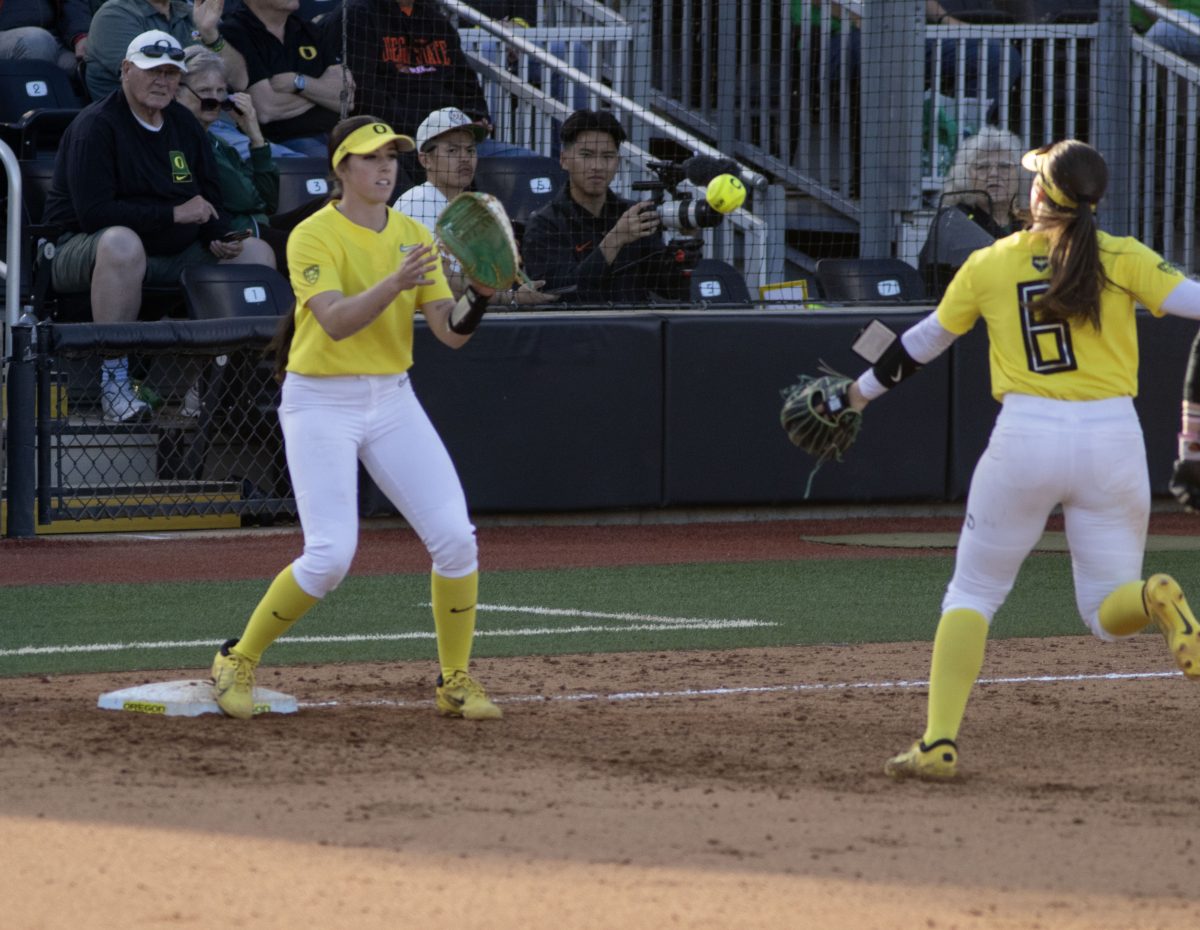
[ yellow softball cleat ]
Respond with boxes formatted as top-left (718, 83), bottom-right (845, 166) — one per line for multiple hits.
top-left (884, 739), bottom-right (959, 781)
top-left (1144, 573), bottom-right (1200, 679)
top-left (210, 638), bottom-right (258, 720)
top-left (436, 670), bottom-right (502, 720)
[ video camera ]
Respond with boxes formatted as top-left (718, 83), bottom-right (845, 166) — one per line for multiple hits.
top-left (631, 154), bottom-right (741, 233)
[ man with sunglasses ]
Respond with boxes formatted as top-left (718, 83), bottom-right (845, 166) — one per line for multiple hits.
top-left (85, 0), bottom-right (246, 100)
top-left (42, 30), bottom-right (274, 423)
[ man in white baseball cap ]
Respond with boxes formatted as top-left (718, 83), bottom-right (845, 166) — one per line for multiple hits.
top-left (40, 25), bottom-right (273, 422)
top-left (395, 107), bottom-right (486, 229)
top-left (123, 28), bottom-right (188, 73)
top-left (414, 106), bottom-right (488, 153)
top-left (394, 107), bottom-right (553, 307)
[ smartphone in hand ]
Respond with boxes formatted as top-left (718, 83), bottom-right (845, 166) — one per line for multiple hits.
top-left (221, 229), bottom-right (252, 242)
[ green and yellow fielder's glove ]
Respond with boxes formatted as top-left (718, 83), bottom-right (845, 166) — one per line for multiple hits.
top-left (435, 192), bottom-right (525, 292)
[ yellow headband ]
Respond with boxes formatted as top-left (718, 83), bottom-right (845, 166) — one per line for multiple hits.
top-left (1021, 146), bottom-right (1094, 212)
top-left (332, 122), bottom-right (415, 169)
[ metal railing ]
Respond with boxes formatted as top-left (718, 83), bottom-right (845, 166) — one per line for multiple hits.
top-left (447, 0), bottom-right (774, 293)
top-left (2, 137), bottom-right (24, 355)
top-left (1130, 35), bottom-right (1200, 271)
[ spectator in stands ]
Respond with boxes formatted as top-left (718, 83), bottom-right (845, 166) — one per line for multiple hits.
top-left (1020, 1), bottom-right (1097, 23)
top-left (85, 0), bottom-right (247, 100)
top-left (42, 30), bottom-right (275, 422)
top-left (221, 0), bottom-right (352, 158)
top-left (396, 106), bottom-right (555, 307)
top-left (926, 2), bottom-right (1023, 105)
top-left (177, 46), bottom-right (283, 269)
top-left (521, 109), bottom-right (694, 306)
top-left (797, 2), bottom-right (1022, 111)
top-left (919, 126), bottom-right (1026, 296)
top-left (336, 0), bottom-right (528, 156)
top-left (0, 0), bottom-right (91, 74)
top-left (1139, 2), bottom-right (1200, 64)
top-left (465, 0), bottom-right (587, 156)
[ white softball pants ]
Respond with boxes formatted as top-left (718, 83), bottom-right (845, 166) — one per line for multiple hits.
top-left (279, 372), bottom-right (478, 599)
top-left (944, 393), bottom-right (1149, 640)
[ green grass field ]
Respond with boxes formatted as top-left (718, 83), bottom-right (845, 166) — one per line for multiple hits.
top-left (4, 548), bottom-right (1194, 678)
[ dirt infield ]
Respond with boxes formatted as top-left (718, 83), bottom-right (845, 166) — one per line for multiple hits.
top-left (3, 514), bottom-right (1200, 928)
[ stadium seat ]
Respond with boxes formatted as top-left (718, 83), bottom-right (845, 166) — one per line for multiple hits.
top-left (180, 263), bottom-right (295, 320)
top-left (0, 60), bottom-right (85, 123)
top-left (2, 107), bottom-right (79, 159)
top-left (176, 263), bottom-right (292, 486)
top-left (20, 156), bottom-right (57, 227)
top-left (273, 157), bottom-right (332, 216)
top-left (273, 155), bottom-right (416, 217)
top-left (688, 258), bottom-right (753, 306)
top-left (472, 155), bottom-right (566, 237)
top-left (815, 258), bottom-right (928, 302)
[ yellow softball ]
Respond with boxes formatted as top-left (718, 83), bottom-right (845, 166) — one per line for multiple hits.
top-left (705, 173), bottom-right (746, 214)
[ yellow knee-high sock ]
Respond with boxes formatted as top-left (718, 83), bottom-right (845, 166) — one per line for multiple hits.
top-left (1098, 580), bottom-right (1151, 637)
top-left (432, 570), bottom-right (478, 677)
top-left (235, 565), bottom-right (319, 663)
top-left (922, 608), bottom-right (990, 746)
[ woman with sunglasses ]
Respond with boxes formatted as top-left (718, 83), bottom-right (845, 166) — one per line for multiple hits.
top-left (177, 46), bottom-right (293, 270)
top-left (841, 139), bottom-right (1200, 781)
top-left (209, 115), bottom-right (504, 723)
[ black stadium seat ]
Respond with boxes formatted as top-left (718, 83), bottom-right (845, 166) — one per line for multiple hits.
top-left (688, 258), bottom-right (753, 306)
top-left (0, 60), bottom-right (85, 123)
top-left (180, 263), bottom-right (295, 320)
top-left (273, 156), bottom-right (332, 216)
top-left (3, 108), bottom-right (79, 158)
top-left (472, 155), bottom-right (566, 238)
top-left (815, 258), bottom-right (928, 302)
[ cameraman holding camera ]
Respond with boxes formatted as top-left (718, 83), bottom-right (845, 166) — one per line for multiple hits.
top-left (522, 109), bottom-right (696, 305)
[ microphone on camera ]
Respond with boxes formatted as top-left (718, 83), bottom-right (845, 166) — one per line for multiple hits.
top-left (680, 155), bottom-right (742, 187)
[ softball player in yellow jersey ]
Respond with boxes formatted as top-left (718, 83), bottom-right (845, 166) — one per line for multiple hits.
top-left (210, 116), bottom-right (502, 721)
top-left (846, 139), bottom-right (1200, 781)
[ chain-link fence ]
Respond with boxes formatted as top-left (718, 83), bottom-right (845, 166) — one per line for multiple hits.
top-left (5, 318), bottom-right (294, 534)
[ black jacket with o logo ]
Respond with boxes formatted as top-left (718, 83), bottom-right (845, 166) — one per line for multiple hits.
top-left (42, 90), bottom-right (230, 254)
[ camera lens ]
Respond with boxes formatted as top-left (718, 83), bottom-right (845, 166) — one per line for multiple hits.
top-left (657, 198), bottom-right (723, 232)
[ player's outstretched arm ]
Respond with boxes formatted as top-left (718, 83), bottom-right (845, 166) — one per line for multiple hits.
top-left (851, 310), bottom-right (959, 410)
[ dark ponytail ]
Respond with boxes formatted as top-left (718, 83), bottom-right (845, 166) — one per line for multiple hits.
top-left (1029, 140), bottom-right (1112, 330)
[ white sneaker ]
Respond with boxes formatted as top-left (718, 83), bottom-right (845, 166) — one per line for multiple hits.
top-left (180, 380), bottom-right (201, 418)
top-left (101, 378), bottom-right (150, 423)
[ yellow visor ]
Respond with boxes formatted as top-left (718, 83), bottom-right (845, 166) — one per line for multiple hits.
top-left (1021, 146), bottom-right (1085, 211)
top-left (332, 122), bottom-right (416, 169)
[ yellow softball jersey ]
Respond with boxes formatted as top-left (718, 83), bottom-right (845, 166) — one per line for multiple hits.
top-left (937, 230), bottom-right (1185, 401)
top-left (286, 202), bottom-right (453, 376)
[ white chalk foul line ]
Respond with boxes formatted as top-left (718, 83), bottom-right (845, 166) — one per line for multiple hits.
top-left (0, 603), bottom-right (776, 658)
top-left (296, 669), bottom-right (1182, 711)
top-left (443, 603), bottom-right (773, 627)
